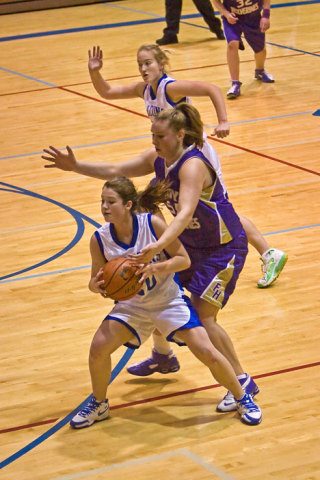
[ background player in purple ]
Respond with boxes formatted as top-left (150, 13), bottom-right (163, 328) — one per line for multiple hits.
top-left (211, 0), bottom-right (274, 98)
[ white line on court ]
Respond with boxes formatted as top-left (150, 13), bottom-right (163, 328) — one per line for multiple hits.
top-left (53, 447), bottom-right (236, 480)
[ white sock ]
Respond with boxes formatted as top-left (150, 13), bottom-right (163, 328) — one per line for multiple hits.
top-left (237, 373), bottom-right (248, 381)
top-left (153, 331), bottom-right (172, 355)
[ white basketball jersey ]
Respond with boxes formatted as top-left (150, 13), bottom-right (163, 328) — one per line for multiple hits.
top-left (143, 74), bottom-right (190, 120)
top-left (95, 213), bottom-right (184, 307)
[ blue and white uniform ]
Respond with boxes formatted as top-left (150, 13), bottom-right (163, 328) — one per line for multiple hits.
top-left (95, 212), bottom-right (201, 348)
top-left (143, 74), bottom-right (226, 192)
top-left (154, 146), bottom-right (248, 309)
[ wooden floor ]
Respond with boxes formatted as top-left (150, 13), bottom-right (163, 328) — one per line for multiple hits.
top-left (0, 1), bottom-right (319, 478)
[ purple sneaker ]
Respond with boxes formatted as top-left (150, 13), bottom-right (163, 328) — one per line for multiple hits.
top-left (227, 81), bottom-right (242, 99)
top-left (254, 69), bottom-right (275, 83)
top-left (127, 349), bottom-right (180, 376)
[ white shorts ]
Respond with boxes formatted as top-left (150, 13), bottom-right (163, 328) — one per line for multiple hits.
top-left (105, 295), bottom-right (201, 348)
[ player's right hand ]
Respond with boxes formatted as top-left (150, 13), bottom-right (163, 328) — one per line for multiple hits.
top-left (88, 45), bottom-right (103, 71)
top-left (42, 145), bottom-right (77, 171)
top-left (225, 12), bottom-right (238, 24)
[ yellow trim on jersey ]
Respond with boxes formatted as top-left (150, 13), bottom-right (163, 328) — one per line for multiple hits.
top-left (201, 255), bottom-right (236, 308)
top-left (200, 180), bottom-right (233, 244)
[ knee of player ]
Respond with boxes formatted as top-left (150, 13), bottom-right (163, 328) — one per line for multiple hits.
top-left (227, 40), bottom-right (240, 51)
top-left (196, 345), bottom-right (220, 366)
top-left (89, 338), bottom-right (111, 359)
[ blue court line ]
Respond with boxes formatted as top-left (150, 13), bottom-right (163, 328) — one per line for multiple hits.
top-left (0, 182), bottom-right (136, 469)
top-left (0, 66), bottom-right (56, 86)
top-left (0, 108), bottom-right (314, 163)
top-left (0, 265), bottom-right (91, 284)
top-left (0, 1), bottom-right (319, 43)
top-left (0, 347), bottom-right (135, 470)
top-left (267, 42), bottom-right (320, 57)
top-left (0, 135), bottom-right (150, 161)
top-left (0, 183), bottom-right (100, 281)
top-left (1, 223), bottom-right (319, 286)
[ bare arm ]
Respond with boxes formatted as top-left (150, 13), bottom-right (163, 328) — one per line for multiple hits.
top-left (132, 158), bottom-right (208, 263)
top-left (154, 158), bottom-right (207, 251)
top-left (42, 145), bottom-right (156, 180)
top-left (88, 46), bottom-right (145, 99)
top-left (260, 0), bottom-right (271, 32)
top-left (89, 234), bottom-right (107, 296)
top-left (137, 214), bottom-right (190, 283)
top-left (166, 79), bottom-right (229, 138)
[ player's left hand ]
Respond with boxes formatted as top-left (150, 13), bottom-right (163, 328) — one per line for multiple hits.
top-left (130, 243), bottom-right (159, 265)
top-left (135, 263), bottom-right (158, 284)
top-left (260, 17), bottom-right (270, 33)
top-left (213, 121), bottom-right (230, 138)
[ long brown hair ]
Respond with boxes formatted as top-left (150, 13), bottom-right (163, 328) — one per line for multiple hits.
top-left (103, 177), bottom-right (171, 214)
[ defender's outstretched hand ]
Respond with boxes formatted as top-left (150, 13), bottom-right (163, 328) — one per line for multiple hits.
top-left (42, 145), bottom-right (77, 171)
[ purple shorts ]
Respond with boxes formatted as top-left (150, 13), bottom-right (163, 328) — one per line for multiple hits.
top-left (179, 230), bottom-right (248, 309)
top-left (223, 14), bottom-right (265, 53)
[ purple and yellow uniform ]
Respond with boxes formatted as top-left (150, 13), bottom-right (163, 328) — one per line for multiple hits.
top-left (222, 0), bottom-right (265, 52)
top-left (154, 146), bottom-right (248, 308)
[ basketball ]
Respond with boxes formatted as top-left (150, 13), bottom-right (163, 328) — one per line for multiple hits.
top-left (103, 257), bottom-right (142, 301)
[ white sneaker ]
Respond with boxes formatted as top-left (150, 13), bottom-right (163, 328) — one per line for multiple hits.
top-left (216, 374), bottom-right (259, 412)
top-left (258, 248), bottom-right (288, 288)
top-left (70, 396), bottom-right (109, 429)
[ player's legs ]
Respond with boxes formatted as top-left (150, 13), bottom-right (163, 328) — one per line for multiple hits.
top-left (242, 22), bottom-right (275, 82)
top-left (227, 40), bottom-right (240, 80)
top-left (190, 295), bottom-right (243, 374)
top-left (70, 320), bottom-right (134, 429)
top-left (255, 46), bottom-right (267, 70)
top-left (240, 214), bottom-right (269, 256)
top-left (156, 0), bottom-right (181, 45)
top-left (222, 17), bottom-right (242, 98)
top-left (89, 319), bottom-right (134, 401)
top-left (178, 326), bottom-right (262, 425)
top-left (179, 326), bottom-right (243, 395)
top-left (192, 0), bottom-right (225, 39)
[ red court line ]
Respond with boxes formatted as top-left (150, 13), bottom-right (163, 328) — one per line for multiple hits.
top-left (1, 361), bottom-right (319, 435)
top-left (59, 86), bottom-right (147, 119)
top-left (58, 87), bottom-right (320, 178)
top-left (208, 136), bottom-right (320, 176)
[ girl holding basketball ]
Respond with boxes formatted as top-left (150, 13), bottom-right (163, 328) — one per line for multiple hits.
top-left (70, 177), bottom-right (261, 428)
top-left (43, 103), bottom-right (262, 420)
top-left (88, 44), bottom-right (286, 287)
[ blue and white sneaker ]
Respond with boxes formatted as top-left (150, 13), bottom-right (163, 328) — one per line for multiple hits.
top-left (254, 69), bottom-right (275, 83)
top-left (237, 393), bottom-right (262, 425)
top-left (70, 396), bottom-right (109, 429)
top-left (216, 374), bottom-right (259, 412)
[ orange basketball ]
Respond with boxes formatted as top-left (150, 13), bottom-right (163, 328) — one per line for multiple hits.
top-left (103, 257), bottom-right (142, 301)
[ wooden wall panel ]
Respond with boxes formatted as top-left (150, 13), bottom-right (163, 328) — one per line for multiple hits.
top-left (0, 0), bottom-right (118, 15)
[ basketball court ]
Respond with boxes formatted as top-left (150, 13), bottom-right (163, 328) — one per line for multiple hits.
top-left (0, 1), bottom-right (319, 478)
